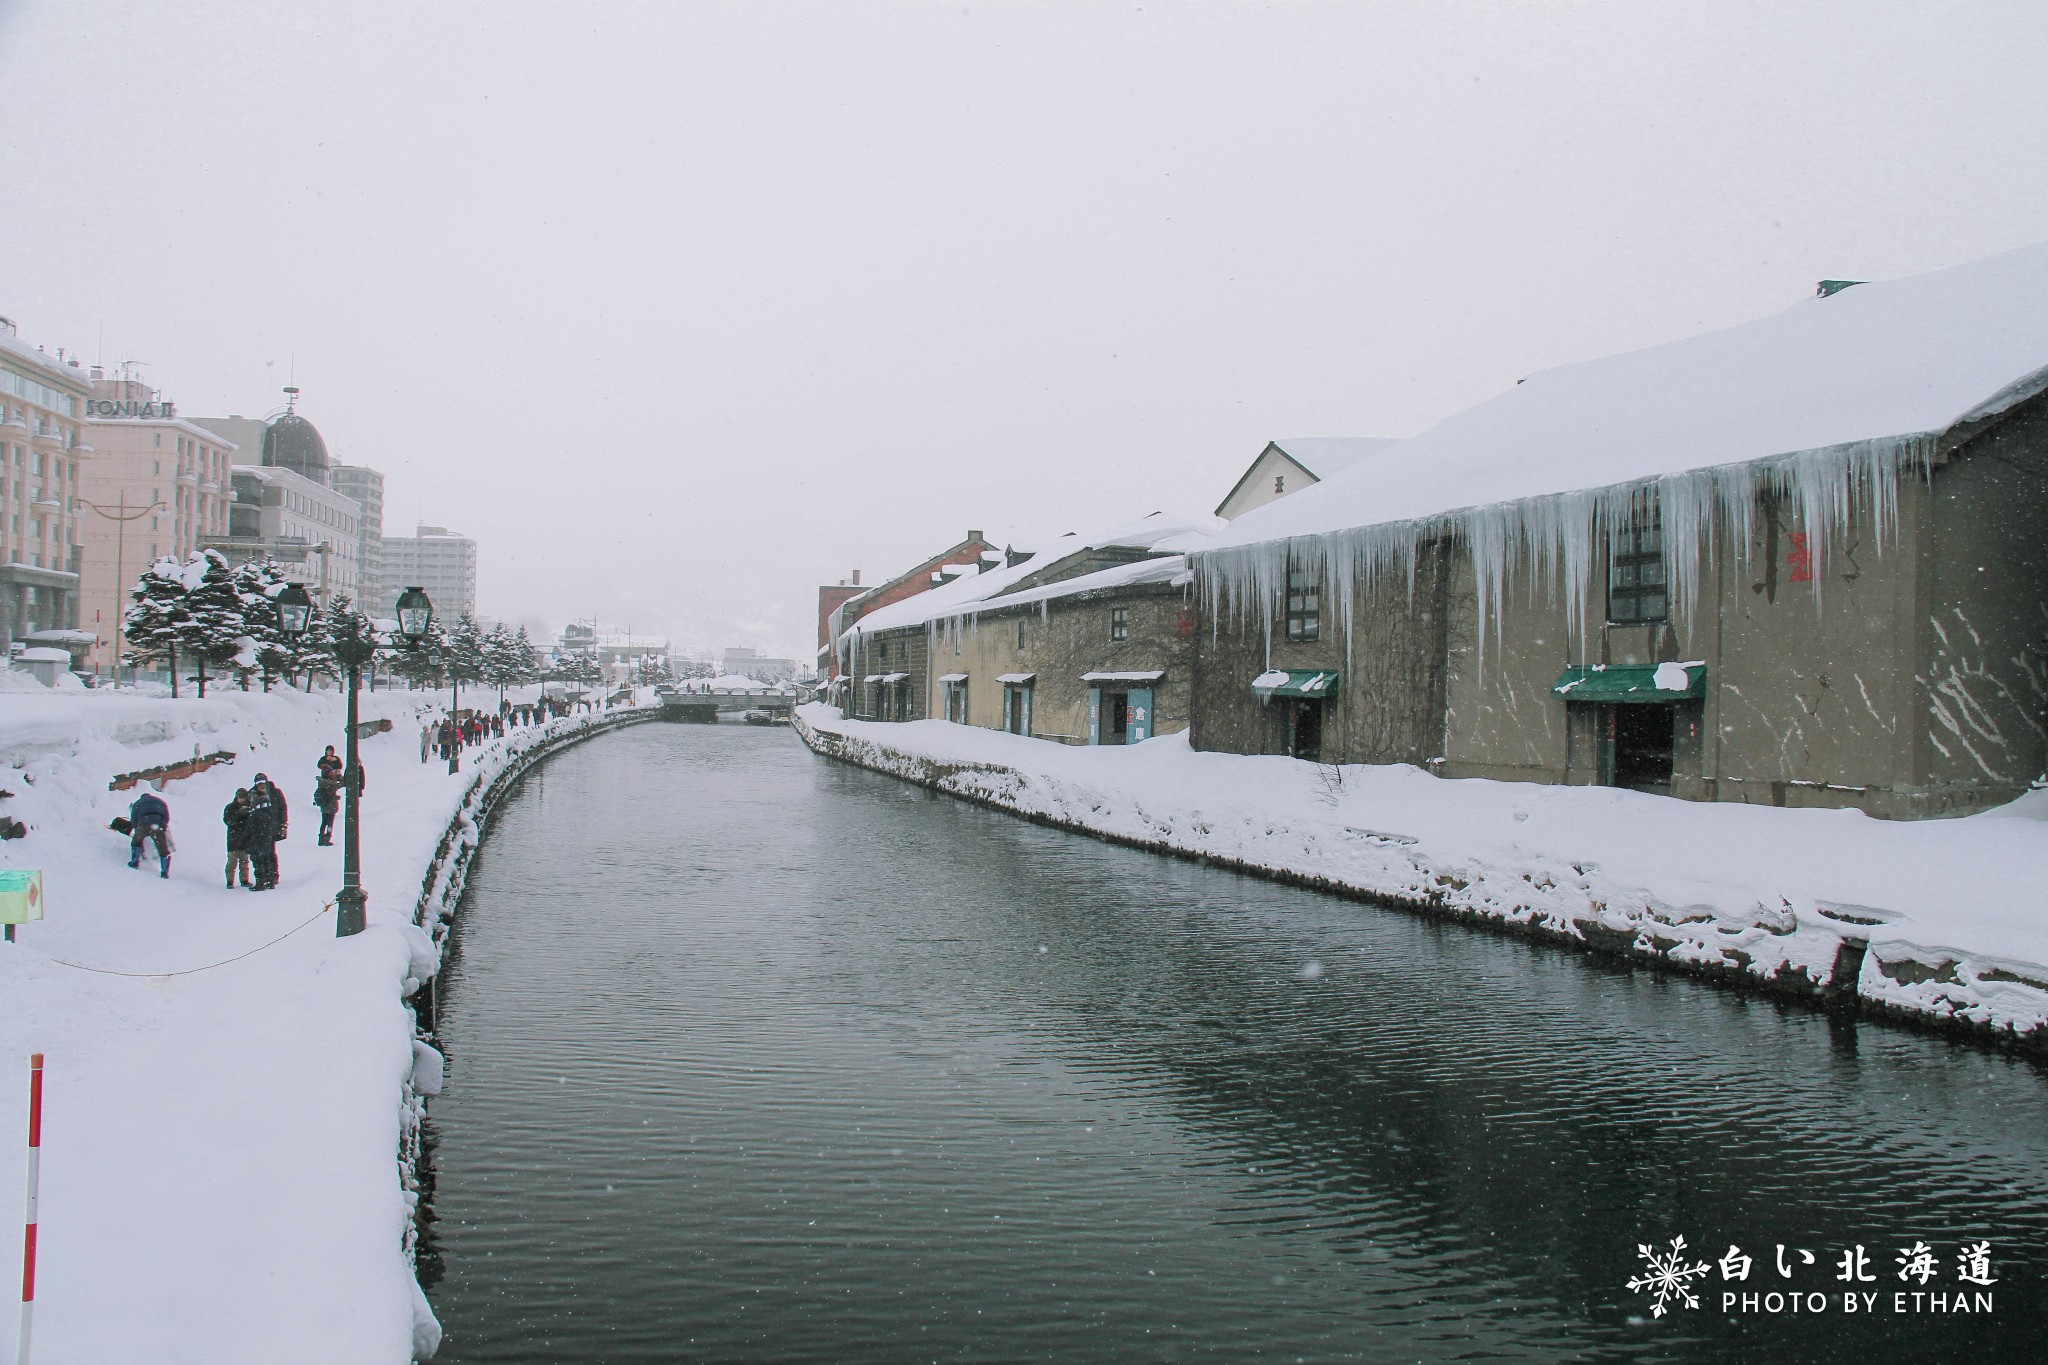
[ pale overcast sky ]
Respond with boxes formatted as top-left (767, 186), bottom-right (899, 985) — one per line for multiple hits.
top-left (2, 1), bottom-right (2044, 658)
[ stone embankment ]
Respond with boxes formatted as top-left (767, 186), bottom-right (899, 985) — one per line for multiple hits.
top-left (793, 705), bottom-right (2048, 1056)
top-left (398, 705), bottom-right (661, 1345)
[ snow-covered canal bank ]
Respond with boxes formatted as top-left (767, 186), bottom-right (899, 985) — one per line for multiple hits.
top-left (794, 705), bottom-right (2048, 1050)
top-left (425, 721), bottom-right (2046, 1361)
top-left (0, 686), bottom-right (656, 1363)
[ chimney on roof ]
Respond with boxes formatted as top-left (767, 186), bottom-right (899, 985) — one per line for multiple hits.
top-left (852, 569), bottom-right (861, 586)
top-left (968, 530), bottom-right (982, 542)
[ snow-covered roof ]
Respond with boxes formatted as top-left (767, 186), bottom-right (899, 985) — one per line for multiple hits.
top-left (23, 629), bottom-right (97, 645)
top-left (996, 672), bottom-right (1036, 685)
top-left (845, 512), bottom-right (1214, 639)
top-left (935, 672), bottom-right (968, 683)
top-left (972, 554), bottom-right (1190, 615)
top-left (1080, 670), bottom-right (1166, 682)
top-left (1203, 240), bottom-right (2048, 552)
top-left (0, 332), bottom-right (91, 392)
top-left (13, 648), bottom-right (71, 663)
top-left (1269, 437), bottom-right (1399, 479)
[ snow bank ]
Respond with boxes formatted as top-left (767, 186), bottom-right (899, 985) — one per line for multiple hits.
top-left (794, 705), bottom-right (2048, 1048)
top-left (0, 685), bottom-right (657, 1362)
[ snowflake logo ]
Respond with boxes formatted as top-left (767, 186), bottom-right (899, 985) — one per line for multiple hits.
top-left (1627, 1235), bottom-right (1712, 1318)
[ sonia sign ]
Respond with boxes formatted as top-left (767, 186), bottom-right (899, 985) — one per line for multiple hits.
top-left (85, 398), bottom-right (176, 419)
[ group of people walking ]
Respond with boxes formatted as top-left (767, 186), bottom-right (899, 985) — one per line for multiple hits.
top-left (123, 692), bottom-right (586, 889)
top-left (418, 699), bottom-right (568, 766)
top-left (123, 745), bottom-right (359, 892)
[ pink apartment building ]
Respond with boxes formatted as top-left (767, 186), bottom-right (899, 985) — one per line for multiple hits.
top-left (75, 370), bottom-right (234, 673)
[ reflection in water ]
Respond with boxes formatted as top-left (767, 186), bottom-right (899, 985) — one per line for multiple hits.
top-left (423, 724), bottom-right (2046, 1362)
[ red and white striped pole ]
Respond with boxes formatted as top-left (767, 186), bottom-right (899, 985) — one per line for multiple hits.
top-left (17, 1053), bottom-right (41, 1365)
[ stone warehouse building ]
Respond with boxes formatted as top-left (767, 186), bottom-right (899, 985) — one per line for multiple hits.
top-left (1189, 243), bottom-right (2048, 819)
top-left (821, 530), bottom-right (1000, 684)
top-left (839, 514), bottom-right (1210, 743)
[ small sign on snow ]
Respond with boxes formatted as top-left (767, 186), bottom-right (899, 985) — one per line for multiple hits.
top-left (0, 869), bottom-right (44, 925)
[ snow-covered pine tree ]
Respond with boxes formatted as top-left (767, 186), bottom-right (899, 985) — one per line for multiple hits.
top-left (387, 618), bottom-right (448, 689)
top-left (231, 558), bottom-right (300, 690)
top-left (295, 594), bottom-right (340, 691)
top-left (480, 622), bottom-right (515, 705)
top-left (446, 612), bottom-right (487, 694)
top-left (512, 626), bottom-right (540, 685)
top-left (177, 550), bottom-right (247, 699)
top-left (321, 593), bottom-right (377, 682)
top-left (550, 647), bottom-right (602, 687)
top-left (123, 557), bottom-right (194, 696)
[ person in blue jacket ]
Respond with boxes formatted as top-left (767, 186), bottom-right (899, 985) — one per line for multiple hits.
top-left (128, 789), bottom-right (172, 878)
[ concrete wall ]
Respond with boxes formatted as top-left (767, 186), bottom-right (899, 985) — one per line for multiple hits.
top-left (1913, 394), bottom-right (2048, 815)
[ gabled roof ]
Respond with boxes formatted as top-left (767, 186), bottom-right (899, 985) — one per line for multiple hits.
top-left (1269, 437), bottom-right (1399, 478)
top-left (1206, 239), bottom-right (2048, 551)
top-left (1211, 437), bottom-right (1398, 518)
top-left (842, 512), bottom-right (1214, 638)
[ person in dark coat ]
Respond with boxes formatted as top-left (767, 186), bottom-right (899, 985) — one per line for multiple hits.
top-left (315, 746), bottom-right (344, 846)
top-left (246, 774), bottom-right (287, 890)
top-left (128, 789), bottom-right (172, 878)
top-left (222, 789), bottom-right (254, 889)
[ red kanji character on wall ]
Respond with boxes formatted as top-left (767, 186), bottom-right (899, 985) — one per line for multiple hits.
top-left (1787, 531), bottom-right (1814, 583)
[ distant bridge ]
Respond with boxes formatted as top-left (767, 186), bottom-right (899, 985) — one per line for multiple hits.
top-left (659, 685), bottom-right (805, 720)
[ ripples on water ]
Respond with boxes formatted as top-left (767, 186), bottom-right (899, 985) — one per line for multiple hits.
top-left (422, 724), bottom-right (2046, 1362)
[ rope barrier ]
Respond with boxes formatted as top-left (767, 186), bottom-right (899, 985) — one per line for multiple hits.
top-left (45, 903), bottom-right (332, 979)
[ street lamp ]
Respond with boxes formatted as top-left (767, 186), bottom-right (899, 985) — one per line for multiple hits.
top-left (395, 586), bottom-right (432, 644)
top-left (274, 582), bottom-right (368, 937)
top-left (327, 598), bottom-right (381, 938)
top-left (275, 583), bottom-right (315, 638)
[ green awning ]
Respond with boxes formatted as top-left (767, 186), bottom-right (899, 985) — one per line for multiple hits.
top-left (1552, 662), bottom-right (1706, 704)
top-left (1252, 668), bottom-right (1340, 699)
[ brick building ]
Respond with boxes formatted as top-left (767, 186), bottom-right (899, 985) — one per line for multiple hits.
top-left (822, 530), bottom-right (999, 685)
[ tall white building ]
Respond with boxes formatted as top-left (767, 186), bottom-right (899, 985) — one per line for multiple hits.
top-left (329, 465), bottom-right (385, 611)
top-left (203, 465), bottom-right (361, 600)
top-left (382, 524), bottom-right (477, 621)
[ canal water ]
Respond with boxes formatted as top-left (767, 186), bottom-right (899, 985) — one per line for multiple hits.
top-left (421, 723), bottom-right (2046, 1362)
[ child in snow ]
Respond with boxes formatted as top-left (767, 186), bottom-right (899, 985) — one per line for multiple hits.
top-left (222, 789), bottom-right (254, 889)
top-left (128, 789), bottom-right (172, 878)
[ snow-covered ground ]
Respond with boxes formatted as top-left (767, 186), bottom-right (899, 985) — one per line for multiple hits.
top-left (795, 704), bottom-right (2048, 1046)
top-left (0, 682), bottom-right (654, 1363)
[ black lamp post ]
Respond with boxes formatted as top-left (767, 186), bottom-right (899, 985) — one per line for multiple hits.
top-left (329, 604), bottom-right (383, 938)
top-left (277, 580), bottom-right (375, 935)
